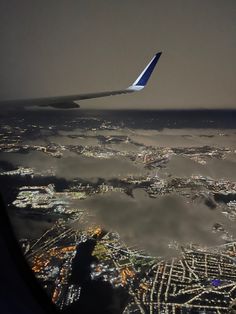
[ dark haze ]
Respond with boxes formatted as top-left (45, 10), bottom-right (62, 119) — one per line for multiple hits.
top-left (0, 0), bottom-right (235, 109)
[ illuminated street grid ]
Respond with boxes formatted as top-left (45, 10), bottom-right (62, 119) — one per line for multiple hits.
top-left (24, 217), bottom-right (236, 313)
top-left (1, 112), bottom-right (236, 312)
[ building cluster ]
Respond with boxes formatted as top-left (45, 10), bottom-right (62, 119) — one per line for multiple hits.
top-left (1, 115), bottom-right (236, 312)
top-left (27, 217), bottom-right (236, 313)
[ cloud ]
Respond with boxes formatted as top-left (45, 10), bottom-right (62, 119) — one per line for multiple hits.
top-left (163, 155), bottom-right (236, 181)
top-left (0, 151), bottom-right (146, 181)
top-left (80, 189), bottom-right (234, 258)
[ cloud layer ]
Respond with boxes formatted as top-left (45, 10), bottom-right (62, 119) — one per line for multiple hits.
top-left (81, 189), bottom-right (234, 257)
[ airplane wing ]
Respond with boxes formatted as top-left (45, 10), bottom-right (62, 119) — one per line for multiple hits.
top-left (1, 52), bottom-right (162, 108)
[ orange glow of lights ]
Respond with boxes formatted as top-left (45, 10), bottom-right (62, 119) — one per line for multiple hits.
top-left (140, 283), bottom-right (149, 291)
top-left (88, 226), bottom-right (102, 237)
top-left (159, 266), bottom-right (164, 273)
top-left (121, 267), bottom-right (135, 285)
top-left (52, 288), bottom-right (60, 303)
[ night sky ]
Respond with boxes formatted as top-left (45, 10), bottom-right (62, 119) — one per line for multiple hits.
top-left (0, 0), bottom-right (235, 109)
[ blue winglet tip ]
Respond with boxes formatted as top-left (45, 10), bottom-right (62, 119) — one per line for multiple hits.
top-left (133, 52), bottom-right (162, 87)
top-left (154, 52), bottom-right (162, 62)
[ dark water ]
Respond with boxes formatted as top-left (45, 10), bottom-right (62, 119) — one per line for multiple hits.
top-left (1, 109), bottom-right (236, 132)
top-left (64, 239), bottom-right (130, 314)
top-left (81, 109), bottom-right (236, 129)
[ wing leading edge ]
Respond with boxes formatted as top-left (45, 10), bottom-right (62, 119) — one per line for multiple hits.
top-left (1, 52), bottom-right (162, 108)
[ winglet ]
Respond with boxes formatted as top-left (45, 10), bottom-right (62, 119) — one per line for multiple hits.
top-left (127, 52), bottom-right (162, 91)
